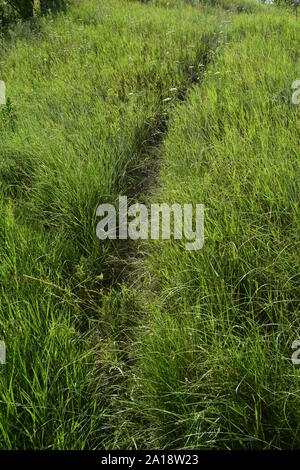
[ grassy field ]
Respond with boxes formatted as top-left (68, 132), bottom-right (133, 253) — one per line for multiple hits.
top-left (0, 0), bottom-right (299, 450)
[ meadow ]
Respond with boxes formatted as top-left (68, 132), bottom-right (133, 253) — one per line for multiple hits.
top-left (0, 0), bottom-right (299, 449)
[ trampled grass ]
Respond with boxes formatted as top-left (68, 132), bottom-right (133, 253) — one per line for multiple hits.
top-left (0, 0), bottom-right (299, 450)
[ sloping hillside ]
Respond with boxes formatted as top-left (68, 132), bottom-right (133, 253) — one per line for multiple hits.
top-left (0, 0), bottom-right (299, 450)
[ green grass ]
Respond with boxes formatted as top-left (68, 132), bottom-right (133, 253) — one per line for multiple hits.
top-left (0, 0), bottom-right (225, 449)
top-left (0, 0), bottom-right (299, 450)
top-left (128, 8), bottom-right (300, 449)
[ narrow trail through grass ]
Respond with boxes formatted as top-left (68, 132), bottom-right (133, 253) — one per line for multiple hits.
top-left (0, 0), bottom-right (299, 450)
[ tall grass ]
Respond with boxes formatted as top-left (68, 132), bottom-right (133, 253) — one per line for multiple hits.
top-left (128, 9), bottom-right (300, 449)
top-left (0, 0), bottom-right (225, 449)
top-left (0, 0), bottom-right (298, 450)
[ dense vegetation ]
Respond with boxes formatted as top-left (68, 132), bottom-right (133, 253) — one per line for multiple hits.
top-left (0, 0), bottom-right (68, 25)
top-left (0, 0), bottom-right (299, 449)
